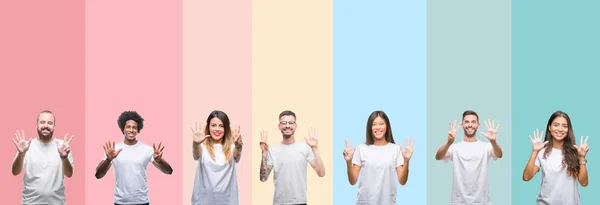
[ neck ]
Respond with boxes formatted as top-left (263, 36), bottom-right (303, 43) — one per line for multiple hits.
top-left (124, 138), bottom-right (138, 145)
top-left (37, 136), bottom-right (53, 143)
top-left (373, 139), bottom-right (388, 146)
top-left (463, 136), bottom-right (477, 142)
top-left (552, 138), bottom-right (564, 149)
top-left (213, 138), bottom-right (223, 144)
top-left (282, 136), bottom-right (295, 144)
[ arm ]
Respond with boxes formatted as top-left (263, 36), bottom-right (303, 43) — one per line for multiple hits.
top-left (61, 156), bottom-right (74, 178)
top-left (490, 140), bottom-right (503, 158)
top-left (397, 160), bottom-right (409, 185)
top-left (309, 146), bottom-right (326, 177)
top-left (152, 158), bottom-right (173, 175)
top-left (578, 156), bottom-right (588, 186)
top-left (259, 151), bottom-right (273, 182)
top-left (435, 142), bottom-right (451, 160)
top-left (346, 160), bottom-right (360, 185)
top-left (522, 151), bottom-right (540, 181)
top-left (233, 145), bottom-right (242, 162)
top-left (95, 159), bottom-right (112, 179)
top-left (11, 152), bottom-right (25, 176)
top-left (193, 142), bottom-right (202, 160)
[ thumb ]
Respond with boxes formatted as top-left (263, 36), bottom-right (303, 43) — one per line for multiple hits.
top-left (543, 141), bottom-right (549, 146)
top-left (116, 148), bottom-right (123, 155)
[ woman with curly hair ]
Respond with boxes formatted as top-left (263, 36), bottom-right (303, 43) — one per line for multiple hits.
top-left (523, 110), bottom-right (590, 205)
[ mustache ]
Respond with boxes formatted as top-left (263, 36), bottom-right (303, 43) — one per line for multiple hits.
top-left (41, 127), bottom-right (51, 131)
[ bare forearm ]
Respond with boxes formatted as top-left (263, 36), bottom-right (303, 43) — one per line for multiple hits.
top-left (154, 159), bottom-right (173, 175)
top-left (311, 147), bottom-right (326, 177)
top-left (11, 153), bottom-right (25, 176)
top-left (346, 160), bottom-right (357, 185)
top-left (259, 153), bottom-right (273, 182)
top-left (95, 159), bottom-right (112, 179)
top-left (435, 142), bottom-right (451, 160)
top-left (490, 140), bottom-right (503, 158)
top-left (523, 151), bottom-right (539, 181)
top-left (578, 157), bottom-right (588, 186)
top-left (61, 157), bottom-right (73, 178)
top-left (399, 159), bottom-right (410, 185)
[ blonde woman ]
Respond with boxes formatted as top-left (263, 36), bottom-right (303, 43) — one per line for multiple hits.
top-left (191, 110), bottom-right (243, 205)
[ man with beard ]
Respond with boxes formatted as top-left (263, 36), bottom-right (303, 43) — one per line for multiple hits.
top-left (94, 111), bottom-right (173, 205)
top-left (435, 110), bottom-right (503, 205)
top-left (259, 110), bottom-right (326, 205)
top-left (11, 110), bottom-right (74, 205)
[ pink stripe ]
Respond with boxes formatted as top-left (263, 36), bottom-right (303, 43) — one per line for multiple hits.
top-left (182, 0), bottom-right (252, 204)
top-left (85, 0), bottom-right (182, 204)
top-left (0, 0), bottom-right (85, 204)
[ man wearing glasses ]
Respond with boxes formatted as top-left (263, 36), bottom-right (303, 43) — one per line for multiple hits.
top-left (259, 110), bottom-right (326, 205)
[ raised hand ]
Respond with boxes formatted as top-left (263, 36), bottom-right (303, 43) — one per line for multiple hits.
top-left (448, 120), bottom-right (459, 144)
top-left (259, 130), bottom-right (269, 154)
top-left (401, 137), bottom-right (416, 160)
top-left (480, 119), bottom-right (500, 142)
top-left (153, 142), bottom-right (165, 162)
top-left (529, 129), bottom-right (548, 152)
top-left (304, 127), bottom-right (319, 148)
top-left (573, 136), bottom-right (590, 158)
top-left (343, 138), bottom-right (355, 162)
top-left (12, 130), bottom-right (32, 154)
top-left (103, 141), bottom-right (122, 161)
top-left (56, 133), bottom-right (74, 158)
top-left (231, 125), bottom-right (243, 146)
top-left (191, 122), bottom-right (210, 144)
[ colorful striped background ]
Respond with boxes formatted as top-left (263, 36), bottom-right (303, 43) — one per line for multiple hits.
top-left (1, 0), bottom-right (598, 204)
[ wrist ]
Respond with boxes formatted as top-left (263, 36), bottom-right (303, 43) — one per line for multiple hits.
top-left (578, 156), bottom-right (586, 161)
top-left (60, 154), bottom-right (68, 159)
top-left (310, 145), bottom-right (318, 149)
top-left (235, 143), bottom-right (243, 150)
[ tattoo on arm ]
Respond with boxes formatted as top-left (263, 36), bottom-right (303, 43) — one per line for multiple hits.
top-left (260, 155), bottom-right (273, 181)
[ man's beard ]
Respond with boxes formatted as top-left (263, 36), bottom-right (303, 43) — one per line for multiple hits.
top-left (464, 128), bottom-right (478, 138)
top-left (281, 129), bottom-right (294, 139)
top-left (37, 127), bottom-right (53, 141)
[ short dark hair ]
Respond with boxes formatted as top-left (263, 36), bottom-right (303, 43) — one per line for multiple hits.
top-left (117, 111), bottom-right (144, 133)
top-left (279, 110), bottom-right (296, 120)
top-left (462, 110), bottom-right (479, 122)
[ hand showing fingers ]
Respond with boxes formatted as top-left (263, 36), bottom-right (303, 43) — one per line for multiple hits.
top-left (480, 119), bottom-right (499, 141)
top-left (104, 140), bottom-right (122, 160)
top-left (448, 121), bottom-right (458, 143)
top-left (13, 130), bottom-right (32, 153)
top-left (529, 129), bottom-right (548, 152)
top-left (259, 130), bottom-right (270, 153)
top-left (343, 138), bottom-right (355, 162)
top-left (57, 133), bottom-right (74, 158)
top-left (574, 136), bottom-right (590, 157)
top-left (401, 137), bottom-right (416, 160)
top-left (192, 122), bottom-right (210, 144)
top-left (153, 142), bottom-right (165, 162)
top-left (305, 127), bottom-right (318, 148)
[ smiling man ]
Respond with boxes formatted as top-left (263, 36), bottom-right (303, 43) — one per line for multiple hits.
top-left (435, 110), bottom-right (503, 205)
top-left (11, 110), bottom-right (74, 205)
top-left (94, 111), bottom-right (173, 205)
top-left (259, 110), bottom-right (326, 205)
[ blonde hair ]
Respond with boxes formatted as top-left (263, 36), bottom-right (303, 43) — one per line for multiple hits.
top-left (203, 110), bottom-right (233, 163)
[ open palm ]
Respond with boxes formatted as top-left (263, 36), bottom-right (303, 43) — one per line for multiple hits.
top-left (305, 127), bottom-right (318, 148)
top-left (480, 119), bottom-right (500, 141)
top-left (191, 122), bottom-right (210, 144)
top-left (12, 130), bottom-right (32, 153)
top-left (401, 137), bottom-right (416, 160)
top-left (529, 129), bottom-right (548, 151)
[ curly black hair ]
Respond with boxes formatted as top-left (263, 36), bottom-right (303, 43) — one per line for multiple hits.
top-left (117, 111), bottom-right (144, 134)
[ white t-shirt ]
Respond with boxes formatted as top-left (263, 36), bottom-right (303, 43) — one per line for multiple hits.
top-left (352, 143), bottom-right (404, 205)
top-left (103, 141), bottom-right (154, 204)
top-left (18, 138), bottom-right (73, 205)
top-left (535, 148), bottom-right (580, 205)
top-left (192, 143), bottom-right (240, 205)
top-left (266, 142), bottom-right (315, 205)
top-left (444, 140), bottom-right (497, 205)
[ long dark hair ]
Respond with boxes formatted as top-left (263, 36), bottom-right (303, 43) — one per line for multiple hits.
top-left (204, 110), bottom-right (233, 163)
top-left (365, 110), bottom-right (395, 145)
top-left (543, 110), bottom-right (579, 177)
